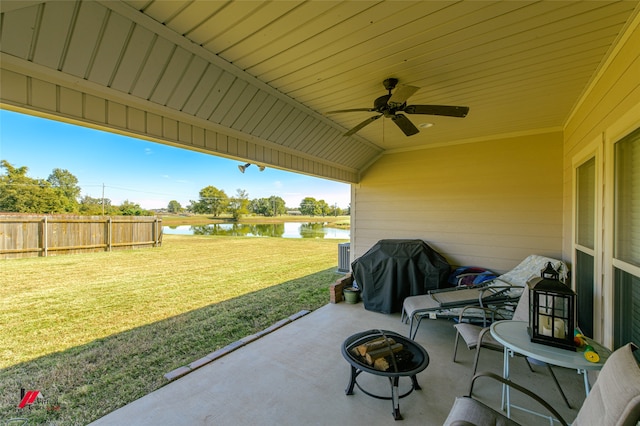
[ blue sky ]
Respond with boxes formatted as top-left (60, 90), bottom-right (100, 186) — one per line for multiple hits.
top-left (0, 110), bottom-right (350, 210)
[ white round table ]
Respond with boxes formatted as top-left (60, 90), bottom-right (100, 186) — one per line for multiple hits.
top-left (490, 320), bottom-right (610, 419)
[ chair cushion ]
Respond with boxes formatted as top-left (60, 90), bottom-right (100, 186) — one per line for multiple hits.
top-left (454, 323), bottom-right (503, 351)
top-left (573, 343), bottom-right (640, 426)
top-left (444, 397), bottom-right (520, 426)
top-left (497, 255), bottom-right (568, 287)
top-left (403, 293), bottom-right (440, 316)
top-left (433, 288), bottom-right (493, 307)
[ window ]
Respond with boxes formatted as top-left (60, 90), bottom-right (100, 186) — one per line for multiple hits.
top-left (575, 157), bottom-right (596, 336)
top-left (613, 127), bottom-right (640, 348)
top-left (577, 158), bottom-right (596, 249)
top-left (614, 128), bottom-right (640, 267)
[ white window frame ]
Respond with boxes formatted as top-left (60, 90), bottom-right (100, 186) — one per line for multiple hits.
top-left (602, 104), bottom-right (640, 348)
top-left (571, 137), bottom-right (604, 341)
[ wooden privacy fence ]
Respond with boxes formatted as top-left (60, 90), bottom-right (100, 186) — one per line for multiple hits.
top-left (0, 215), bottom-right (163, 259)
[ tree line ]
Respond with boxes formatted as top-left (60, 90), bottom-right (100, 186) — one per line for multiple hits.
top-left (0, 161), bottom-right (349, 218)
top-left (0, 160), bottom-right (152, 216)
top-left (181, 186), bottom-right (347, 219)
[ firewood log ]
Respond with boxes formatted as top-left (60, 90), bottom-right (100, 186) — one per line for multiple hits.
top-left (373, 357), bottom-right (391, 371)
top-left (373, 349), bottom-right (415, 371)
top-left (355, 337), bottom-right (397, 356)
top-left (364, 343), bottom-right (403, 364)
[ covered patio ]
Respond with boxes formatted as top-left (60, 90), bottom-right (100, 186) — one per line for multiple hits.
top-left (90, 302), bottom-right (587, 425)
top-left (1, 2), bottom-right (638, 352)
top-left (1, 2), bottom-right (639, 422)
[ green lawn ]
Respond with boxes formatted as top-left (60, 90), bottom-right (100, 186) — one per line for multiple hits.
top-left (0, 235), bottom-right (345, 425)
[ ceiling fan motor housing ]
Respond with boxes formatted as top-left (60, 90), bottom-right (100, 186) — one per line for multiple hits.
top-left (374, 94), bottom-right (392, 112)
top-left (383, 78), bottom-right (399, 91)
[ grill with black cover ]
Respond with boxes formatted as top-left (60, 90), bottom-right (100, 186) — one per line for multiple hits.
top-left (351, 239), bottom-right (450, 314)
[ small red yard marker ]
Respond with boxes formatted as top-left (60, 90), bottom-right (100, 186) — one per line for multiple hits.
top-left (18, 390), bottom-right (41, 409)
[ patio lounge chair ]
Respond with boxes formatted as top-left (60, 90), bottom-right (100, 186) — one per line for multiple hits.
top-left (401, 255), bottom-right (568, 339)
top-left (443, 343), bottom-right (640, 426)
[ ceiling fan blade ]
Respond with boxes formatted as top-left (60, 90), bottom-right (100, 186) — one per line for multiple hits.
top-left (391, 113), bottom-right (419, 136)
top-left (404, 104), bottom-right (469, 117)
top-left (326, 108), bottom-right (374, 114)
top-left (388, 85), bottom-right (419, 106)
top-left (344, 114), bottom-right (382, 136)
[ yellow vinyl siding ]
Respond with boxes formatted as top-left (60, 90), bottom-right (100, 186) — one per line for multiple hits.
top-left (563, 18), bottom-right (640, 259)
top-left (562, 15), bottom-right (640, 345)
top-left (352, 132), bottom-right (563, 274)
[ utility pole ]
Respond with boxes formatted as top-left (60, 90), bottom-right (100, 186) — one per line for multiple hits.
top-left (102, 183), bottom-right (105, 215)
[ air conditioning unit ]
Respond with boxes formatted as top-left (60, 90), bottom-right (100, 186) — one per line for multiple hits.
top-left (338, 243), bottom-right (350, 273)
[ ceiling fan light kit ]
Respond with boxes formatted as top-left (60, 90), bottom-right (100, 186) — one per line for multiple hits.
top-left (327, 78), bottom-right (469, 137)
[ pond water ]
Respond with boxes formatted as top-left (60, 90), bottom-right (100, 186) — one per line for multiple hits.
top-left (163, 222), bottom-right (350, 239)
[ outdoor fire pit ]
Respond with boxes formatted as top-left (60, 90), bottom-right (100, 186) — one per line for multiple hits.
top-left (341, 329), bottom-right (430, 420)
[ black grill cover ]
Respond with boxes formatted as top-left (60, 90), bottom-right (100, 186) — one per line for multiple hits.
top-left (351, 239), bottom-right (451, 314)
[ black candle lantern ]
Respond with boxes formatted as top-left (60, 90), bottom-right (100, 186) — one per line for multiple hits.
top-left (528, 262), bottom-right (576, 351)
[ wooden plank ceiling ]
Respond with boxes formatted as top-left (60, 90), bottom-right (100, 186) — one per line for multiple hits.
top-left (1, 1), bottom-right (638, 182)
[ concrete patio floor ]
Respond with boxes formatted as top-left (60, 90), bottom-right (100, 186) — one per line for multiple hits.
top-left (90, 302), bottom-right (589, 425)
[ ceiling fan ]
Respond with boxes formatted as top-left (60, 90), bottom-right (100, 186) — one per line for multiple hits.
top-left (327, 78), bottom-right (469, 137)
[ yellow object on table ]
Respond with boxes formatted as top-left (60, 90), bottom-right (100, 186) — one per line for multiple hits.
top-left (574, 330), bottom-right (600, 362)
top-left (584, 345), bottom-right (600, 362)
